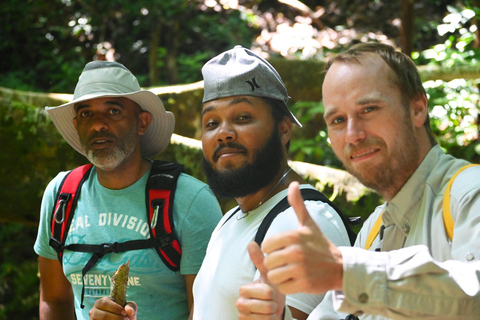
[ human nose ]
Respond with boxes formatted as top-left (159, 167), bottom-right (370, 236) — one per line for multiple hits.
top-left (216, 122), bottom-right (236, 142)
top-left (345, 118), bottom-right (366, 145)
top-left (90, 113), bottom-right (109, 132)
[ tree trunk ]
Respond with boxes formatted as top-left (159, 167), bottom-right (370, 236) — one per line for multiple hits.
top-left (165, 21), bottom-right (180, 84)
top-left (149, 23), bottom-right (162, 86)
top-left (400, 0), bottom-right (414, 56)
top-left (471, 0), bottom-right (480, 49)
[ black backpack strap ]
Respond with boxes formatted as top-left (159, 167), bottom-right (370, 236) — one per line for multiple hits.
top-left (55, 161), bottom-right (185, 271)
top-left (49, 164), bottom-right (94, 262)
top-left (254, 188), bottom-right (360, 246)
top-left (48, 161), bottom-right (185, 308)
top-left (61, 237), bottom-right (161, 309)
top-left (146, 160), bottom-right (184, 271)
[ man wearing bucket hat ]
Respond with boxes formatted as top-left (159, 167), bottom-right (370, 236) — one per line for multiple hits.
top-left (190, 46), bottom-right (353, 320)
top-left (33, 61), bottom-right (222, 320)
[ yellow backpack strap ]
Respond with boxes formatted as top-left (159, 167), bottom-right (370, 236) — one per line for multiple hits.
top-left (442, 164), bottom-right (479, 241)
top-left (365, 213), bottom-right (383, 250)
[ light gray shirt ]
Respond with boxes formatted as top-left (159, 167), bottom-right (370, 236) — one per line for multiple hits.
top-left (308, 145), bottom-right (480, 320)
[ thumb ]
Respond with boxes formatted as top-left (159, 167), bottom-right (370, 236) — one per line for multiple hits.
top-left (125, 301), bottom-right (137, 319)
top-left (247, 241), bottom-right (269, 280)
top-left (288, 181), bottom-right (315, 227)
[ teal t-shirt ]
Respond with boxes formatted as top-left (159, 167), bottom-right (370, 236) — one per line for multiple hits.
top-left (34, 166), bottom-right (222, 320)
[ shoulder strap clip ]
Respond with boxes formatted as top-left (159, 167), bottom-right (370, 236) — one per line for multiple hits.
top-left (151, 199), bottom-right (165, 229)
top-left (54, 193), bottom-right (71, 223)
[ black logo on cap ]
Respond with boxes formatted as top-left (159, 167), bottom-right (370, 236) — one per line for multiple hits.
top-left (246, 77), bottom-right (260, 91)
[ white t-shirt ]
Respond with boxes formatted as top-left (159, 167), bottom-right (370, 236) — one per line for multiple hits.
top-left (193, 184), bottom-right (351, 319)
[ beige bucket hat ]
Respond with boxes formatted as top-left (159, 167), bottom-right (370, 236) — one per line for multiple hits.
top-left (46, 61), bottom-right (175, 159)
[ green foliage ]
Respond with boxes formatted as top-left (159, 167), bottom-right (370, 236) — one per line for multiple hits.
top-left (0, 223), bottom-right (39, 320)
top-left (47, 58), bottom-right (89, 94)
top-left (0, 71), bottom-right (38, 92)
top-left (177, 51), bottom-right (214, 84)
top-left (0, 0), bottom-right (93, 92)
top-left (0, 0), bottom-right (256, 91)
top-left (412, 3), bottom-right (480, 163)
top-left (0, 100), bottom-right (87, 225)
top-left (150, 7), bottom-right (254, 85)
top-left (424, 78), bottom-right (480, 161)
top-left (156, 48), bottom-right (216, 85)
top-left (289, 101), bottom-right (343, 167)
top-left (414, 6), bottom-right (480, 66)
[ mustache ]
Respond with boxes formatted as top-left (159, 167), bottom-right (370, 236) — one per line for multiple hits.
top-left (343, 137), bottom-right (385, 157)
top-left (213, 142), bottom-right (247, 161)
top-left (86, 131), bottom-right (116, 144)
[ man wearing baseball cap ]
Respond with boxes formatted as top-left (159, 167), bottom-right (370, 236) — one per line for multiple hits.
top-left (191, 46), bottom-right (352, 319)
top-left (34, 61), bottom-right (222, 320)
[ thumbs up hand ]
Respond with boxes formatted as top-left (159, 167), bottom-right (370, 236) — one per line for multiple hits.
top-left (262, 182), bottom-right (344, 295)
top-left (237, 242), bottom-right (286, 320)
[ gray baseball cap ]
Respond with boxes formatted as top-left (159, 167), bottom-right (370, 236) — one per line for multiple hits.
top-left (202, 45), bottom-right (302, 127)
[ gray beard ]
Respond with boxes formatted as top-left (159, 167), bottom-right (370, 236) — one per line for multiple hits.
top-left (85, 144), bottom-right (135, 171)
top-left (82, 122), bottom-right (139, 171)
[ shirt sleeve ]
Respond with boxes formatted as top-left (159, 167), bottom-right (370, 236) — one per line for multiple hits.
top-left (329, 168), bottom-right (480, 319)
top-left (34, 171), bottom-right (68, 260)
top-left (307, 291), bottom-right (350, 320)
top-left (174, 175), bottom-right (223, 275)
top-left (335, 246), bottom-right (480, 319)
top-left (449, 167), bottom-right (480, 264)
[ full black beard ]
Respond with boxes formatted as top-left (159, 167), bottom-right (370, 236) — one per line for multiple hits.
top-left (202, 127), bottom-right (284, 199)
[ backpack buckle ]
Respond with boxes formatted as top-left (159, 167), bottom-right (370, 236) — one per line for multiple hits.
top-left (49, 237), bottom-right (64, 252)
top-left (156, 233), bottom-right (175, 248)
top-left (54, 193), bottom-right (71, 223)
top-left (100, 242), bottom-right (118, 254)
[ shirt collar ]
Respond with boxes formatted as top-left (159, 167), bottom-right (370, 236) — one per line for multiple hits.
top-left (382, 145), bottom-right (443, 229)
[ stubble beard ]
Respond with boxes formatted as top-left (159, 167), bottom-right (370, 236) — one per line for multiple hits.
top-left (82, 121), bottom-right (139, 172)
top-left (341, 122), bottom-right (420, 199)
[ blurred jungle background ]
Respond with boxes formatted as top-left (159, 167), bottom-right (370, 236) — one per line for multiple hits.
top-left (1, 0), bottom-right (480, 318)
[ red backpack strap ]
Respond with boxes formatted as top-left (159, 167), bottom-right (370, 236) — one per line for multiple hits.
top-left (147, 161), bottom-right (184, 271)
top-left (49, 164), bottom-right (94, 262)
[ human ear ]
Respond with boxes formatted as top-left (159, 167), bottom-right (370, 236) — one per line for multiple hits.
top-left (411, 94), bottom-right (428, 128)
top-left (138, 111), bottom-right (152, 136)
top-left (278, 116), bottom-right (292, 146)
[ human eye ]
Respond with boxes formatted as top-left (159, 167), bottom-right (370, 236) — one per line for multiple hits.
top-left (108, 108), bottom-right (121, 115)
top-left (203, 119), bottom-right (218, 130)
top-left (237, 114), bottom-right (251, 122)
top-left (363, 106), bottom-right (376, 113)
top-left (331, 116), bottom-right (345, 125)
top-left (79, 110), bottom-right (91, 118)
